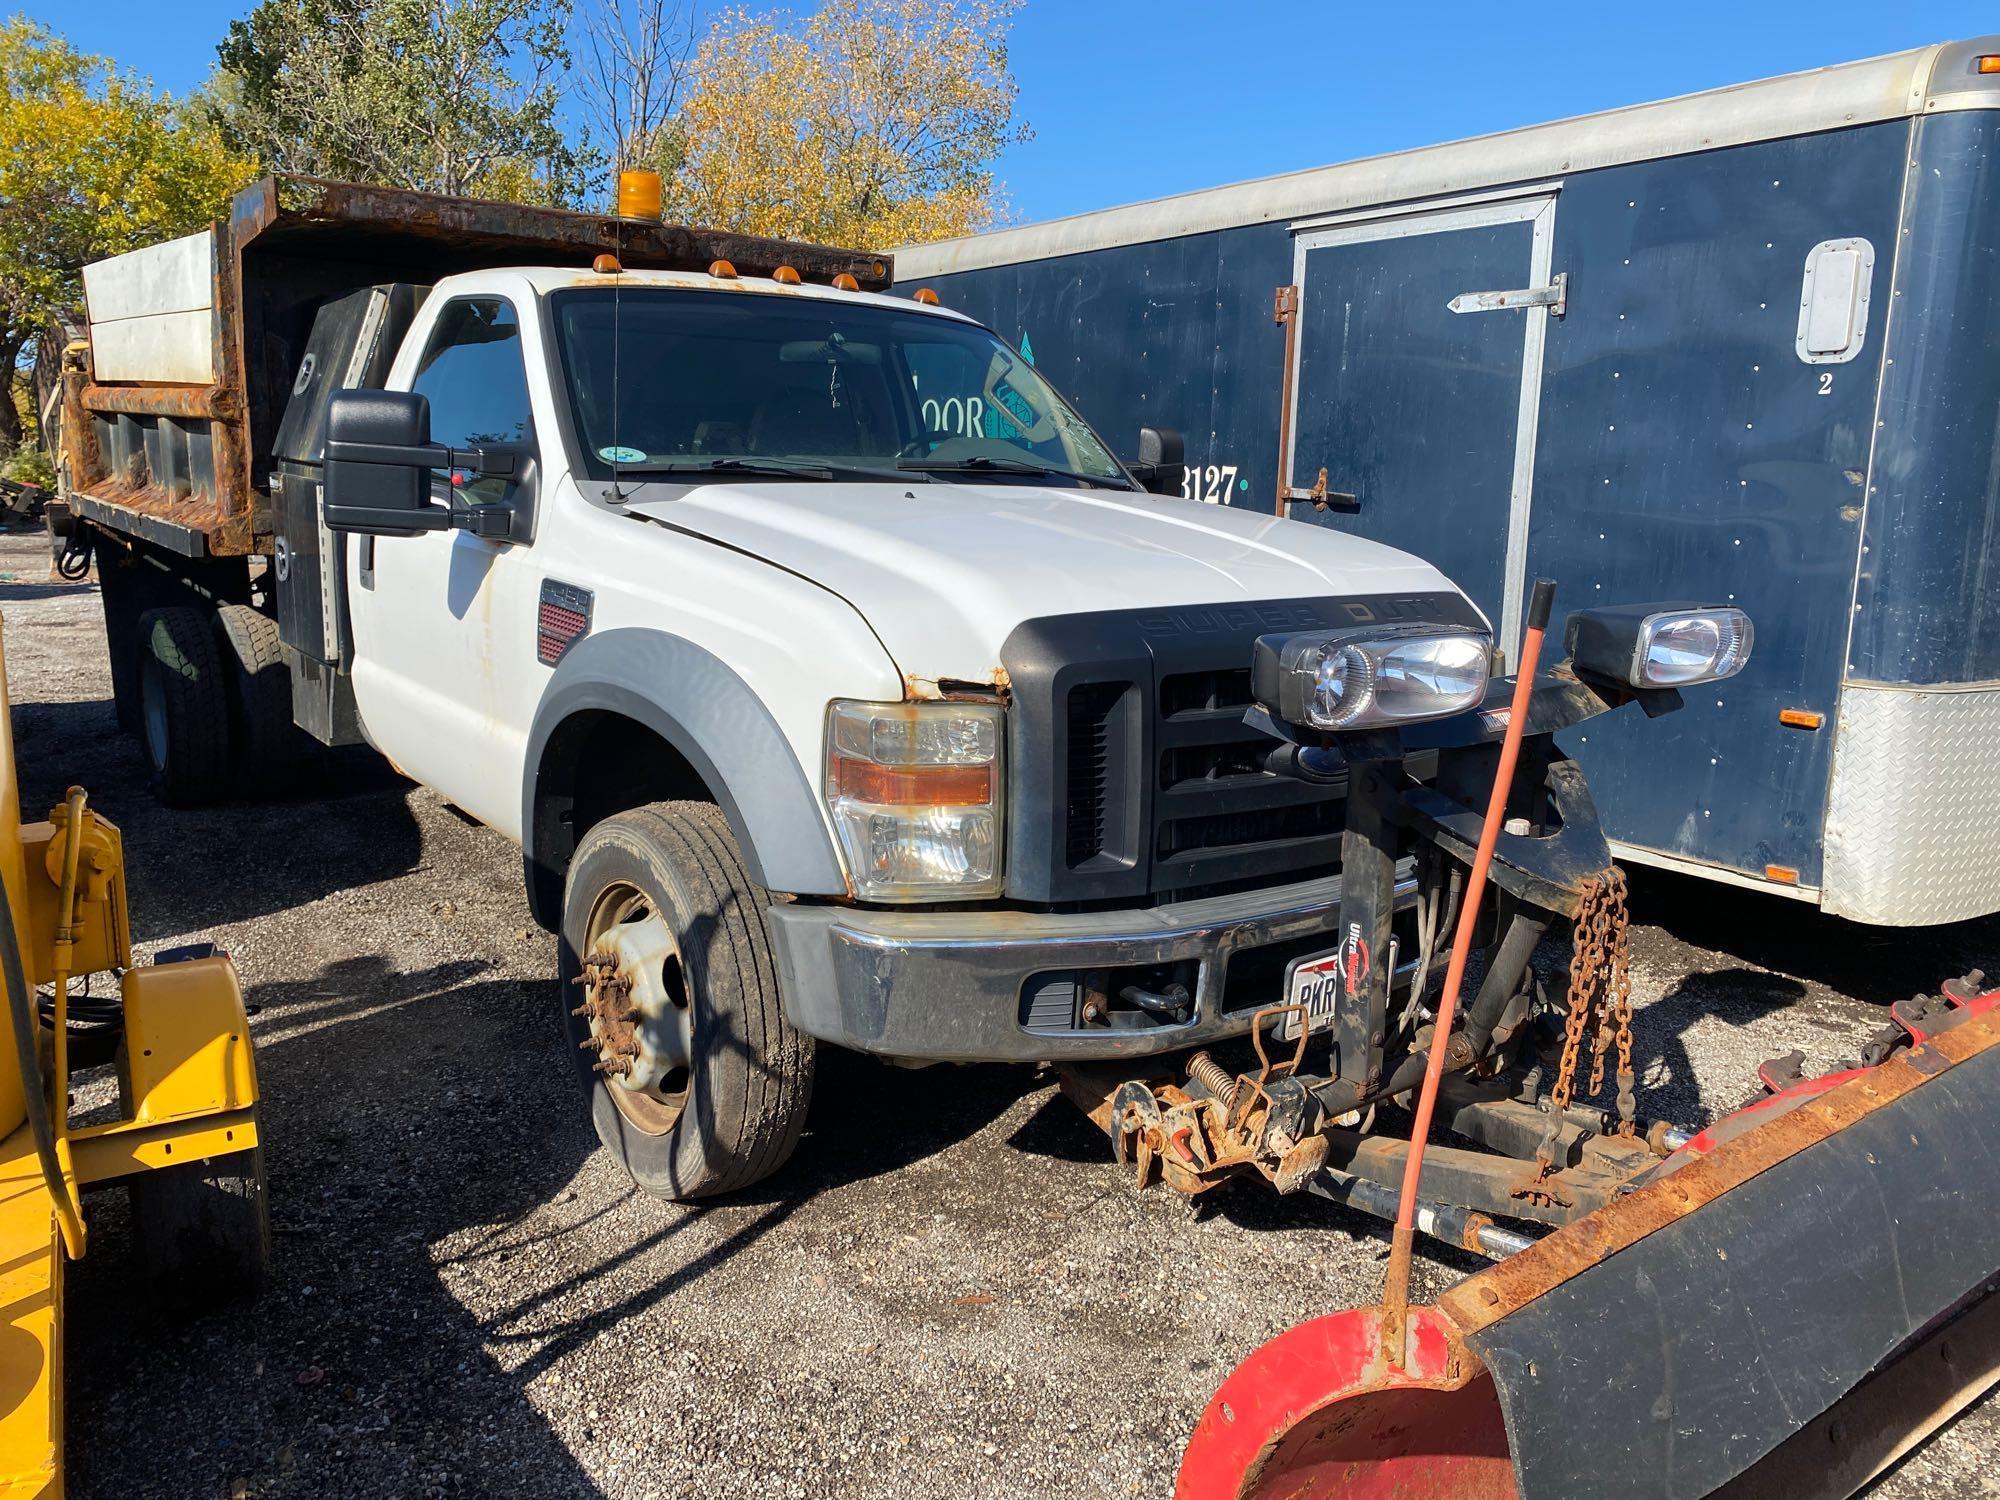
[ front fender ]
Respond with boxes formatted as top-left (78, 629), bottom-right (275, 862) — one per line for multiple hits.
top-left (522, 628), bottom-right (848, 926)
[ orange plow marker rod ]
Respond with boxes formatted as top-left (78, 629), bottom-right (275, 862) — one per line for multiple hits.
top-left (1380, 580), bottom-right (1556, 1363)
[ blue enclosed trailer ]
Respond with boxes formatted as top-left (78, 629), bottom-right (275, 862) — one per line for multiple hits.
top-left (896, 37), bottom-right (2000, 927)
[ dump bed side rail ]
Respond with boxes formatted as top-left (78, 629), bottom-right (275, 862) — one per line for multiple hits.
top-left (63, 175), bottom-right (894, 558)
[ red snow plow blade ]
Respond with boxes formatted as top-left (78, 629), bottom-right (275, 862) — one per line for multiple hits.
top-left (1179, 994), bottom-right (2000, 1500)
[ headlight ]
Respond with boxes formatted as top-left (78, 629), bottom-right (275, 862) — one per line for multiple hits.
top-left (1252, 629), bottom-right (1493, 731)
top-left (825, 700), bottom-right (1004, 901)
top-left (1565, 604), bottom-right (1754, 688)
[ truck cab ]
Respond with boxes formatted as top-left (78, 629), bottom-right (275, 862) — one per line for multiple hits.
top-left (56, 177), bottom-right (1487, 1199)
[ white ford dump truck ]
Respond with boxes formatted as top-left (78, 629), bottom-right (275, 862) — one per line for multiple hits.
top-left (55, 176), bottom-right (1502, 1197)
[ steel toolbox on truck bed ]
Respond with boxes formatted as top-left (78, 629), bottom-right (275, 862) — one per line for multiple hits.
top-left (59, 174), bottom-right (890, 561)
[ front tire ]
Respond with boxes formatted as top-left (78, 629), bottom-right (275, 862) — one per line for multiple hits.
top-left (560, 802), bottom-right (814, 1200)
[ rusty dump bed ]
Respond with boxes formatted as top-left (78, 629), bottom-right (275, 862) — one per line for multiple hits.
top-left (60, 175), bottom-right (894, 558)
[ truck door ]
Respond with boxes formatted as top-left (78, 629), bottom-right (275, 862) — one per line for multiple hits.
top-left (1282, 191), bottom-right (1559, 662)
top-left (344, 293), bottom-right (544, 834)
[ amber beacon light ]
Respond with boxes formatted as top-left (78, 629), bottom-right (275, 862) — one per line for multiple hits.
top-left (616, 168), bottom-right (664, 218)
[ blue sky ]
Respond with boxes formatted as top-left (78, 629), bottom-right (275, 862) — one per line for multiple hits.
top-left (22, 0), bottom-right (1999, 223)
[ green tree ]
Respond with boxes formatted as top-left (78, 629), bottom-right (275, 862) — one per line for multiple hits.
top-left (213, 0), bottom-right (597, 206)
top-left (0, 19), bottom-right (253, 455)
top-left (658, 0), bottom-right (1029, 247)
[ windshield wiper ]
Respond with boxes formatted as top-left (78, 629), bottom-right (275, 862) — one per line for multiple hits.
top-left (899, 455), bottom-right (1134, 490)
top-left (621, 457), bottom-right (840, 481)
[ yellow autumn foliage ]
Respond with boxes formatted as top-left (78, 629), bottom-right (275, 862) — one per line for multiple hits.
top-left (0, 20), bottom-right (255, 334)
top-left (658, 0), bottom-right (1028, 249)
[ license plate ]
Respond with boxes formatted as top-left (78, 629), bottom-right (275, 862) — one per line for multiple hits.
top-left (1278, 948), bottom-right (1346, 1042)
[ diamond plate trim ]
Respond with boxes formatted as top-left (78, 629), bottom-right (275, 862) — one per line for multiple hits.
top-left (1822, 681), bottom-right (2000, 926)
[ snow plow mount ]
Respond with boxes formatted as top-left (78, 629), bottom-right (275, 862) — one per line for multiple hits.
top-left (1061, 645), bottom-right (1687, 1237)
top-left (1058, 596), bottom-right (2000, 1498)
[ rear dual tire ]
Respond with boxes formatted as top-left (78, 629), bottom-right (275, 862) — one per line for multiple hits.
top-left (134, 603), bottom-right (307, 807)
top-left (137, 607), bottom-right (231, 807)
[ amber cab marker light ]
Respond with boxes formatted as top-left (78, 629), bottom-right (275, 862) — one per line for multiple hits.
top-left (1765, 865), bottom-right (1801, 886)
top-left (591, 253), bottom-right (622, 275)
top-left (1778, 707), bottom-right (1824, 730)
top-left (832, 272), bottom-right (861, 291)
top-left (913, 287), bottom-right (941, 305)
top-left (708, 259), bottom-right (739, 279)
top-left (616, 167), bottom-right (664, 218)
top-left (1979, 54), bottom-right (2000, 73)
top-left (772, 265), bottom-right (802, 285)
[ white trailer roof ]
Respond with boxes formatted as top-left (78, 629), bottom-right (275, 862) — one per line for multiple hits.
top-left (896, 36), bottom-right (2000, 277)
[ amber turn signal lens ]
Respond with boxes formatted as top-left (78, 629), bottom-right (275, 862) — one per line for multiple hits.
top-left (1979, 54), bottom-right (2000, 74)
top-left (828, 757), bottom-right (993, 806)
top-left (616, 168), bottom-right (663, 218)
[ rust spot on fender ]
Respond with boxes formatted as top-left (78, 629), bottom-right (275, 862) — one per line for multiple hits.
top-left (903, 666), bottom-right (1012, 704)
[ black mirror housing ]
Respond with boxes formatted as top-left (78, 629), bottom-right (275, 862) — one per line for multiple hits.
top-left (324, 390), bottom-right (530, 539)
top-left (325, 390), bottom-right (451, 536)
top-left (1131, 426), bottom-right (1186, 497)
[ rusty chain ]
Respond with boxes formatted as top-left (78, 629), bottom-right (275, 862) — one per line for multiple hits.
top-left (1606, 872), bottom-right (1636, 1131)
top-left (1532, 867), bottom-right (1637, 1184)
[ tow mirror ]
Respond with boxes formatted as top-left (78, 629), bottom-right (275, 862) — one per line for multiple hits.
top-left (324, 389), bottom-right (517, 538)
top-left (1131, 426), bottom-right (1186, 497)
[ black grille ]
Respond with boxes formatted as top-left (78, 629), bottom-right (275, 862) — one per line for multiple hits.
top-left (1158, 666), bottom-right (1253, 718)
top-left (999, 588), bottom-right (1485, 904)
top-left (1064, 682), bottom-right (1121, 867)
top-left (1150, 667), bottom-right (1341, 891)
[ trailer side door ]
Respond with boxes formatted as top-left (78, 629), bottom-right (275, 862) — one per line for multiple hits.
top-left (1283, 192), bottom-right (1559, 662)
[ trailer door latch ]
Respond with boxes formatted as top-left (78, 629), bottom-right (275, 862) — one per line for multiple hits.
top-left (1448, 272), bottom-right (1567, 319)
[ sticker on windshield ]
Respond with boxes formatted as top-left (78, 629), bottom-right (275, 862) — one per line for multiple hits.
top-left (598, 445), bottom-right (647, 464)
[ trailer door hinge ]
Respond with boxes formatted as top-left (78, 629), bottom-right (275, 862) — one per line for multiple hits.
top-left (1274, 284), bottom-right (1299, 324)
top-left (1448, 271), bottom-right (1567, 319)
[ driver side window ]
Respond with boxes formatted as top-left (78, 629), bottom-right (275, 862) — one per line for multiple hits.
top-left (412, 296), bottom-right (534, 506)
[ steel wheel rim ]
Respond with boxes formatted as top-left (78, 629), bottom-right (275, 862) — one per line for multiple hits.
top-left (580, 880), bottom-right (695, 1136)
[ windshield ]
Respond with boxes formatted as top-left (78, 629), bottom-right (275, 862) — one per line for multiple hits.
top-left (550, 287), bottom-right (1131, 487)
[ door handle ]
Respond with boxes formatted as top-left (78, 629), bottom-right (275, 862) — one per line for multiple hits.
top-left (1447, 271), bottom-right (1568, 318)
top-left (1282, 468), bottom-right (1360, 511)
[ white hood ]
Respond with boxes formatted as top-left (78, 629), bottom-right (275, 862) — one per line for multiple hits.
top-left (626, 481), bottom-right (1472, 686)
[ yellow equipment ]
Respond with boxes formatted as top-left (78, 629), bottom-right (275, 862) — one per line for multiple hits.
top-left (0, 617), bottom-right (266, 1497)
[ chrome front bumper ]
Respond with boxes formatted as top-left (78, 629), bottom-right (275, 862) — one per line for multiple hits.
top-left (767, 868), bottom-right (1414, 1063)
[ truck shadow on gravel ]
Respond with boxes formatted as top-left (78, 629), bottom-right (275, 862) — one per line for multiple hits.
top-left (63, 949), bottom-right (1033, 1499)
top-left (64, 953), bottom-right (611, 1499)
top-left (453, 1046), bottom-right (1036, 1385)
top-left (11, 696), bottom-right (424, 942)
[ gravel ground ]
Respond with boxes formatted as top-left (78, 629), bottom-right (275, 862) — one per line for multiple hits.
top-left (0, 531), bottom-right (1991, 1498)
